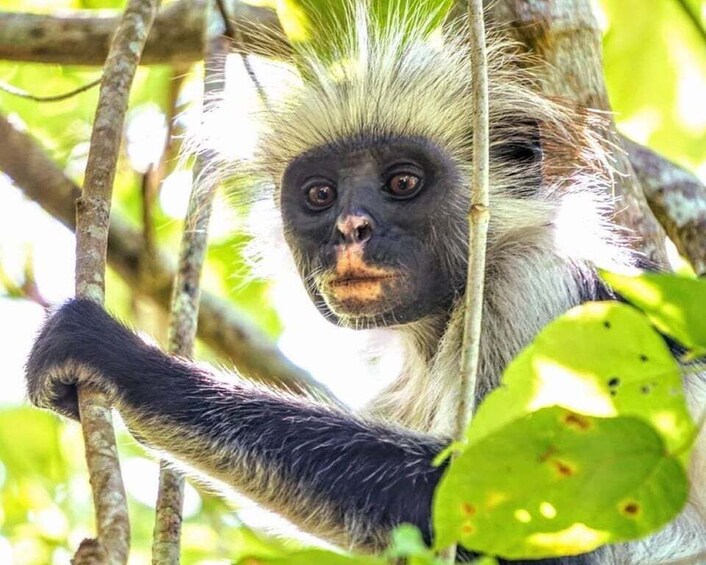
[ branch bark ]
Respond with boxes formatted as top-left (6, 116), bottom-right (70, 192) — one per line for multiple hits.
top-left (0, 0), bottom-right (287, 66)
top-left (0, 113), bottom-right (332, 402)
top-left (442, 3), bottom-right (492, 562)
top-left (622, 136), bottom-right (706, 276)
top-left (71, 0), bottom-right (158, 562)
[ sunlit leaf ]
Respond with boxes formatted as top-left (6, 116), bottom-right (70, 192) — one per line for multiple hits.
top-left (601, 271), bottom-right (706, 358)
top-left (387, 524), bottom-right (443, 564)
top-left (0, 407), bottom-right (66, 483)
top-left (469, 302), bottom-right (694, 461)
top-left (434, 407), bottom-right (688, 559)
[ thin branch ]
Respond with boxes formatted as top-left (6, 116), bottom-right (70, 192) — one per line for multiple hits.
top-left (0, 77), bottom-right (101, 102)
top-left (214, 0), bottom-right (272, 113)
top-left (151, 35), bottom-right (231, 564)
top-left (441, 1), bottom-right (491, 562)
top-left (71, 0), bottom-right (158, 562)
top-left (457, 0), bottom-right (491, 438)
top-left (0, 113), bottom-right (335, 402)
top-left (674, 0), bottom-right (706, 46)
top-left (0, 0), bottom-right (288, 66)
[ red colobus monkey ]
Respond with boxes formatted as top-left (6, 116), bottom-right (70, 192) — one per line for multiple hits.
top-left (25, 2), bottom-right (706, 562)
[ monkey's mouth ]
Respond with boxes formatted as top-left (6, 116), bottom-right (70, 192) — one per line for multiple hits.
top-left (320, 270), bottom-right (403, 315)
top-left (329, 274), bottom-right (399, 288)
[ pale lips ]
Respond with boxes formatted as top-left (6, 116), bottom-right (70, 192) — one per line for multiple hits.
top-left (325, 243), bottom-right (400, 302)
top-left (326, 272), bottom-right (399, 302)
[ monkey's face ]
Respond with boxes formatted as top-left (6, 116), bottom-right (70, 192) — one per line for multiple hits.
top-left (280, 136), bottom-right (467, 329)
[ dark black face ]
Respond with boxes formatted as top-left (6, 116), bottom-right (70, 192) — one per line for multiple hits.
top-left (280, 135), bottom-right (466, 329)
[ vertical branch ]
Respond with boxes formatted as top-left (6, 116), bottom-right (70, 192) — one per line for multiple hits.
top-left (73, 0), bottom-right (159, 563)
top-left (441, 0), bottom-right (491, 561)
top-left (456, 0), bottom-right (491, 437)
top-left (151, 35), bottom-right (231, 564)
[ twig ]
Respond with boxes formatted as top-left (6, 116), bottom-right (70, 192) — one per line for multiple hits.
top-left (0, 77), bottom-right (101, 102)
top-left (71, 0), bottom-right (158, 562)
top-left (457, 0), bottom-right (491, 437)
top-left (214, 0), bottom-right (272, 112)
top-left (674, 0), bottom-right (706, 46)
top-left (440, 1), bottom-right (491, 563)
top-left (151, 34), bottom-right (231, 564)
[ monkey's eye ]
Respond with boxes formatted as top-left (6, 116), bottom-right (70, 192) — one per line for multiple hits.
top-left (385, 173), bottom-right (422, 198)
top-left (305, 184), bottom-right (337, 210)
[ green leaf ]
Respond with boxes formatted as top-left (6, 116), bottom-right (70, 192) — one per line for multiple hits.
top-left (433, 407), bottom-right (688, 559)
top-left (468, 302), bottom-right (694, 462)
top-left (386, 524), bottom-right (445, 564)
top-left (601, 271), bottom-right (706, 358)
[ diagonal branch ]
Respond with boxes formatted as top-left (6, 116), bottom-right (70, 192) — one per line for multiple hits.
top-left (622, 136), bottom-right (706, 276)
top-left (152, 34), bottom-right (233, 562)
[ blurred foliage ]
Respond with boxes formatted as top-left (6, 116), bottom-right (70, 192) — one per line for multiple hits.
top-left (600, 0), bottom-right (706, 173)
top-left (0, 0), bottom-right (704, 563)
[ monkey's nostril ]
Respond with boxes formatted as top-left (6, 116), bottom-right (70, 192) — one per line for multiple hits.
top-left (354, 222), bottom-right (372, 243)
top-left (336, 214), bottom-right (375, 245)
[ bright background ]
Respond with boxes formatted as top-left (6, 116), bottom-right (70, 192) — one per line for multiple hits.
top-left (0, 0), bottom-right (704, 563)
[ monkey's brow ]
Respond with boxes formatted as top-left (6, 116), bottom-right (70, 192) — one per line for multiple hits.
top-left (292, 133), bottom-right (443, 163)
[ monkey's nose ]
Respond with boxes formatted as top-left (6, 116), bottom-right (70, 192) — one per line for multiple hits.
top-left (336, 214), bottom-right (374, 245)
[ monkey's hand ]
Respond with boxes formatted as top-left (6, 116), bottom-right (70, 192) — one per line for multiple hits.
top-left (25, 299), bottom-right (153, 420)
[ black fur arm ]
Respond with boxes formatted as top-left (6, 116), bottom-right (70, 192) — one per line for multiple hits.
top-left (25, 300), bottom-right (599, 564)
top-left (25, 299), bottom-right (445, 551)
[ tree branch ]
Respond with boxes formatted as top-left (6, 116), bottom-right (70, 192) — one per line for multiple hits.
top-left (622, 136), bottom-right (706, 276)
top-left (71, 0), bottom-right (159, 562)
top-left (458, 0), bottom-right (491, 439)
top-left (442, 2), bottom-right (492, 562)
top-left (0, 113), bottom-right (332, 401)
top-left (0, 0), bottom-right (287, 66)
top-left (152, 34), bottom-right (232, 562)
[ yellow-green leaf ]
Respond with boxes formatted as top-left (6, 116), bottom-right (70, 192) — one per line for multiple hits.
top-left (434, 407), bottom-right (688, 558)
top-left (601, 271), bottom-right (706, 358)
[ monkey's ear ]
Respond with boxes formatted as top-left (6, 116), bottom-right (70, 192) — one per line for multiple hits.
top-left (492, 120), bottom-right (542, 164)
top-left (490, 119), bottom-right (544, 196)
